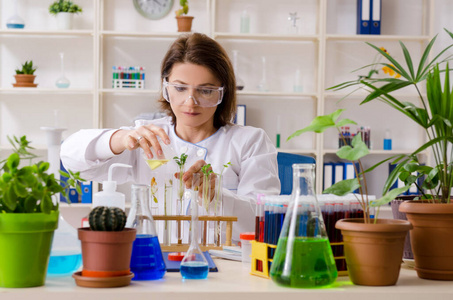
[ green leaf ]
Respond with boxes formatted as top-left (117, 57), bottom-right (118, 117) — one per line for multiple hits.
top-left (24, 196), bottom-right (37, 213)
top-left (40, 194), bottom-right (53, 214)
top-left (6, 153), bottom-right (20, 172)
top-left (13, 182), bottom-right (28, 198)
top-left (336, 134), bottom-right (369, 161)
top-left (371, 186), bottom-right (411, 207)
top-left (323, 178), bottom-right (361, 196)
top-left (4, 187), bottom-right (18, 211)
top-left (153, 196), bottom-right (158, 204)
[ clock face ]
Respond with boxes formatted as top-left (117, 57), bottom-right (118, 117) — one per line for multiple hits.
top-left (133, 0), bottom-right (174, 20)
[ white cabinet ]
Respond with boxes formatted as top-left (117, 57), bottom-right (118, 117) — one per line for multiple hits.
top-left (0, 0), bottom-right (448, 197)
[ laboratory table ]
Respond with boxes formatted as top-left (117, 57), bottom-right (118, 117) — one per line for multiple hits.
top-left (1, 258), bottom-right (452, 300)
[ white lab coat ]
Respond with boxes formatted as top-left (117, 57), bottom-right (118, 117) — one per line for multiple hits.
top-left (61, 117), bottom-right (280, 242)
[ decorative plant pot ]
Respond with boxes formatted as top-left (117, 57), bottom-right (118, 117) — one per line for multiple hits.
top-left (399, 201), bottom-right (453, 280)
top-left (176, 16), bottom-right (194, 32)
top-left (56, 12), bottom-right (74, 30)
top-left (78, 228), bottom-right (136, 278)
top-left (335, 218), bottom-right (412, 286)
top-left (0, 212), bottom-right (59, 288)
top-left (13, 74), bottom-right (37, 88)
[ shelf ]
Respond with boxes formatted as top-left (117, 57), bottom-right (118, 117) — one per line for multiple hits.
top-left (0, 29), bottom-right (94, 37)
top-left (278, 148), bottom-right (316, 155)
top-left (237, 91), bottom-right (317, 98)
top-left (100, 88), bottom-right (158, 95)
top-left (0, 88), bottom-right (93, 95)
top-left (101, 31), bottom-right (181, 38)
top-left (323, 149), bottom-right (422, 155)
top-left (214, 32), bottom-right (319, 42)
top-left (326, 34), bottom-right (431, 42)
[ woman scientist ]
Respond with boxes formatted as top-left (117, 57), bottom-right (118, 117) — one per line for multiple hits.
top-left (61, 33), bottom-right (280, 242)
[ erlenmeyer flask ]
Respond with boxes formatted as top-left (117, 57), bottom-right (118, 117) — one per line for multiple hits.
top-left (47, 215), bottom-right (82, 276)
top-left (270, 164), bottom-right (337, 288)
top-left (6, 0), bottom-right (25, 29)
top-left (232, 50), bottom-right (245, 90)
top-left (126, 184), bottom-right (166, 280)
top-left (180, 173), bottom-right (209, 280)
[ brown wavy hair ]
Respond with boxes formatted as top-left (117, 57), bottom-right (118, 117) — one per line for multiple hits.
top-left (159, 33), bottom-right (237, 128)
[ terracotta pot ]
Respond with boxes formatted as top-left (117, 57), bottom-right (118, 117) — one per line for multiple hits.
top-left (399, 201), bottom-right (453, 280)
top-left (176, 16), bottom-right (194, 32)
top-left (13, 74), bottom-right (37, 88)
top-left (335, 218), bottom-right (412, 286)
top-left (78, 228), bottom-right (136, 278)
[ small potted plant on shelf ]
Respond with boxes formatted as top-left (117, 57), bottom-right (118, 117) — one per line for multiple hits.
top-left (13, 60), bottom-right (37, 88)
top-left (0, 135), bottom-right (82, 288)
top-left (48, 0), bottom-right (83, 30)
top-left (74, 206), bottom-right (136, 288)
top-left (328, 28), bottom-right (453, 281)
top-left (288, 109), bottom-right (412, 286)
top-left (175, 0), bottom-right (194, 32)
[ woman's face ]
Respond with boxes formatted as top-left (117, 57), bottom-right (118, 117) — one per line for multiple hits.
top-left (167, 62), bottom-right (221, 130)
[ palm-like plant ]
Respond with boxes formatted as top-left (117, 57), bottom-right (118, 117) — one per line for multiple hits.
top-left (328, 28), bottom-right (453, 204)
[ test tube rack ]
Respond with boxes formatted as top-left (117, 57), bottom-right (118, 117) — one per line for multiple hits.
top-left (153, 215), bottom-right (237, 252)
top-left (249, 240), bottom-right (348, 279)
top-left (112, 79), bottom-right (144, 89)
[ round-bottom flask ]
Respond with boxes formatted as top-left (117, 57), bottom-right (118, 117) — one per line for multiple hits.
top-left (180, 173), bottom-right (209, 280)
top-left (126, 184), bottom-right (166, 280)
top-left (270, 164), bottom-right (338, 288)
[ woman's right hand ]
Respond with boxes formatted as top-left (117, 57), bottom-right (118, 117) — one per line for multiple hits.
top-left (110, 124), bottom-right (170, 159)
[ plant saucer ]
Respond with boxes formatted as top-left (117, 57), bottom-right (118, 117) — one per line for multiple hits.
top-left (72, 271), bottom-right (134, 288)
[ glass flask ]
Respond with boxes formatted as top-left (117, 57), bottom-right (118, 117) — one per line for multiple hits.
top-left (6, 0), bottom-right (25, 29)
top-left (126, 184), bottom-right (166, 280)
top-left (180, 173), bottom-right (209, 280)
top-left (55, 52), bottom-right (70, 88)
top-left (270, 164), bottom-right (338, 288)
top-left (47, 215), bottom-right (82, 276)
top-left (232, 50), bottom-right (245, 90)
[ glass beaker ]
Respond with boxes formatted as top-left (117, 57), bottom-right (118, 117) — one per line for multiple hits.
top-left (143, 136), bottom-right (176, 171)
top-left (270, 164), bottom-right (338, 288)
top-left (126, 184), bottom-right (166, 280)
top-left (55, 52), bottom-right (70, 88)
top-left (47, 215), bottom-right (82, 276)
top-left (180, 173), bottom-right (209, 280)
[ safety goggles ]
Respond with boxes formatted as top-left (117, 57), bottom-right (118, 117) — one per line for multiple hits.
top-left (162, 79), bottom-right (224, 107)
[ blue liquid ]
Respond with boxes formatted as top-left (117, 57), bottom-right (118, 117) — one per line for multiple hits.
top-left (180, 262), bottom-right (209, 279)
top-left (6, 23), bottom-right (25, 29)
top-left (56, 82), bottom-right (70, 88)
top-left (130, 235), bottom-right (166, 280)
top-left (47, 252), bottom-right (82, 276)
top-left (384, 139), bottom-right (392, 150)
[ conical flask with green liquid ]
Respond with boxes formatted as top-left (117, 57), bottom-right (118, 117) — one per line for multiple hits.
top-left (270, 164), bottom-right (337, 288)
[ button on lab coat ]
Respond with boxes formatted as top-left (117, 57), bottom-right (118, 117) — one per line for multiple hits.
top-left (61, 117), bottom-right (280, 242)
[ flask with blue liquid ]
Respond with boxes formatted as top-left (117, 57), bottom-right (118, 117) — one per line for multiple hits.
top-left (180, 173), bottom-right (209, 280)
top-left (126, 184), bottom-right (166, 280)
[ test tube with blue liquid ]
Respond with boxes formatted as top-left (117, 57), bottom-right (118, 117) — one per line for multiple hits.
top-left (180, 173), bottom-right (209, 280)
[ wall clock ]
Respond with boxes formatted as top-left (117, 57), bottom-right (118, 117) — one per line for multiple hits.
top-left (133, 0), bottom-right (174, 20)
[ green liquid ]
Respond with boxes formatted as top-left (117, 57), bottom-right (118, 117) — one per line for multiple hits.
top-left (270, 237), bottom-right (338, 288)
top-left (146, 159), bottom-right (169, 170)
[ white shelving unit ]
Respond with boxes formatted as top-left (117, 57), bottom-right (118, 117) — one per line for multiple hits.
top-left (0, 0), bottom-right (450, 197)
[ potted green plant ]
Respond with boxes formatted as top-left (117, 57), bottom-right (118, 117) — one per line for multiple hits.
top-left (328, 28), bottom-right (453, 281)
top-left (0, 136), bottom-right (82, 288)
top-left (288, 110), bottom-right (412, 286)
top-left (74, 206), bottom-right (136, 288)
top-left (175, 0), bottom-right (193, 32)
top-left (48, 0), bottom-right (83, 30)
top-left (13, 60), bottom-right (37, 88)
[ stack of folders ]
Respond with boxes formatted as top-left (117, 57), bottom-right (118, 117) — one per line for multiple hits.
top-left (323, 162), bottom-right (360, 192)
top-left (389, 163), bottom-right (424, 196)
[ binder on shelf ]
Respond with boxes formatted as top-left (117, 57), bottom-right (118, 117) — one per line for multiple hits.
top-left (357, 0), bottom-right (371, 34)
top-left (344, 162), bottom-right (360, 193)
top-left (370, 0), bottom-right (381, 35)
top-left (81, 181), bottom-right (93, 203)
top-left (323, 162), bottom-right (334, 191)
top-left (234, 105), bottom-right (246, 126)
top-left (334, 162), bottom-right (344, 184)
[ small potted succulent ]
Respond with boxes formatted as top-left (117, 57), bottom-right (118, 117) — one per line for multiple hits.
top-left (48, 0), bottom-right (83, 30)
top-left (175, 0), bottom-right (193, 32)
top-left (13, 60), bottom-right (37, 88)
top-left (75, 206), bottom-right (136, 288)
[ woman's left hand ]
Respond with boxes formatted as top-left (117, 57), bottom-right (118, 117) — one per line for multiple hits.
top-left (175, 160), bottom-right (217, 202)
